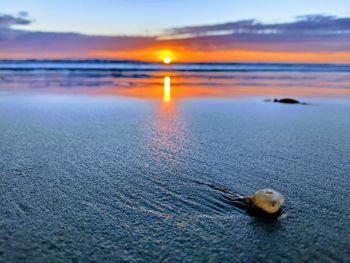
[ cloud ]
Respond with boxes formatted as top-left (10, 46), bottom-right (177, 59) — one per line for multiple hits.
top-left (0, 12), bottom-right (154, 53)
top-left (0, 30), bottom-right (156, 53)
top-left (166, 15), bottom-right (350, 37)
top-left (0, 13), bottom-right (32, 28)
top-left (159, 29), bottom-right (350, 53)
top-left (158, 15), bottom-right (350, 53)
top-left (0, 13), bottom-right (350, 62)
top-left (18, 11), bottom-right (29, 18)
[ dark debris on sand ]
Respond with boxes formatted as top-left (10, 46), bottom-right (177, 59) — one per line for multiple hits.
top-left (265, 98), bottom-right (308, 105)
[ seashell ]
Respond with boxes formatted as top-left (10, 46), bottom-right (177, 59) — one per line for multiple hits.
top-left (246, 189), bottom-right (285, 214)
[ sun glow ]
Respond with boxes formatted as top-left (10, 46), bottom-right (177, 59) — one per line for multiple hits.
top-left (163, 76), bottom-right (171, 102)
top-left (157, 50), bottom-right (175, 64)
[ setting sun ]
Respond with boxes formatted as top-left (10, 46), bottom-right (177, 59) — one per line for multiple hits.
top-left (163, 56), bottom-right (171, 64)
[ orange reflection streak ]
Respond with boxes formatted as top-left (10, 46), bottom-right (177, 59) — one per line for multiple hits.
top-left (80, 74), bottom-right (350, 100)
top-left (30, 70), bottom-right (347, 100)
top-left (163, 76), bottom-right (171, 102)
top-left (148, 90), bottom-right (187, 163)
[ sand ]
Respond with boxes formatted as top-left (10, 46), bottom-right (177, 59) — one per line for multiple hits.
top-left (1, 92), bottom-right (349, 262)
top-left (1, 61), bottom-right (350, 261)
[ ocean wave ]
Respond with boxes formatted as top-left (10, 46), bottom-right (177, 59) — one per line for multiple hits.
top-left (0, 60), bottom-right (349, 72)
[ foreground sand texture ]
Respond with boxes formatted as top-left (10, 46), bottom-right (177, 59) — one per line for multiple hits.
top-left (0, 62), bottom-right (350, 262)
top-left (1, 94), bottom-right (349, 262)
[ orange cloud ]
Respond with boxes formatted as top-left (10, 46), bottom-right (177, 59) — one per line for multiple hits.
top-left (90, 49), bottom-right (350, 64)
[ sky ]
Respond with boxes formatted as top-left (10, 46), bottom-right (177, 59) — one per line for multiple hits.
top-left (1, 0), bottom-right (350, 62)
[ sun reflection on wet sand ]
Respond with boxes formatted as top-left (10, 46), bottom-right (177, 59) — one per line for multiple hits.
top-left (147, 88), bottom-right (189, 169)
top-left (163, 76), bottom-right (171, 102)
top-left (2, 71), bottom-right (350, 100)
top-left (145, 75), bottom-right (191, 167)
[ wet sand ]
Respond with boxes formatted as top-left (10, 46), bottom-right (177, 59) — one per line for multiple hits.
top-left (1, 62), bottom-right (350, 262)
top-left (1, 92), bottom-right (349, 262)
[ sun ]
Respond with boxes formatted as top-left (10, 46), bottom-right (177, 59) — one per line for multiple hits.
top-left (156, 50), bottom-right (175, 64)
top-left (163, 56), bottom-right (172, 64)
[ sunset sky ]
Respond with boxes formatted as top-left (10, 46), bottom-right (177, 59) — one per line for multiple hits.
top-left (1, 0), bottom-right (350, 63)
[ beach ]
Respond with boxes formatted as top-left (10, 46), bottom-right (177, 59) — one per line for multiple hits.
top-left (0, 61), bottom-right (350, 262)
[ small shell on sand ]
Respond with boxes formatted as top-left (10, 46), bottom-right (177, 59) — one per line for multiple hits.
top-left (245, 189), bottom-right (285, 214)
